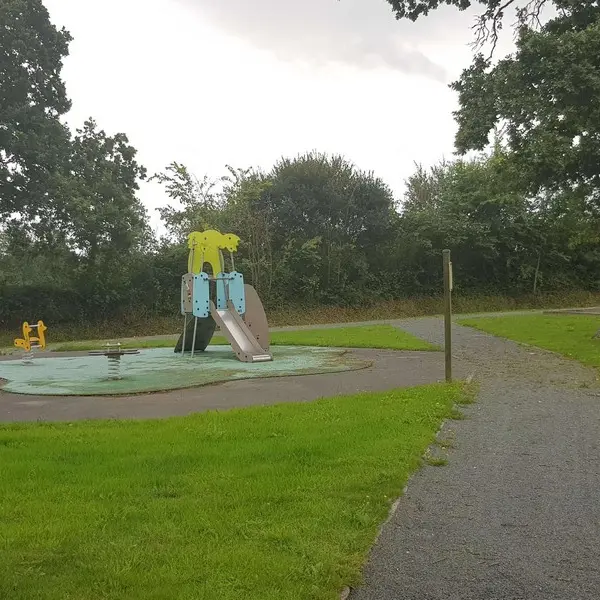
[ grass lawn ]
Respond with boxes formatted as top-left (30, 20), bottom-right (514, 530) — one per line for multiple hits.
top-left (260, 325), bottom-right (437, 350)
top-left (459, 313), bottom-right (600, 368)
top-left (0, 383), bottom-right (468, 600)
top-left (47, 324), bottom-right (438, 353)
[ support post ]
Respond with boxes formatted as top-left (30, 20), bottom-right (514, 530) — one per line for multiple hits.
top-left (181, 313), bottom-right (188, 357)
top-left (443, 249), bottom-right (453, 383)
top-left (191, 316), bottom-right (199, 358)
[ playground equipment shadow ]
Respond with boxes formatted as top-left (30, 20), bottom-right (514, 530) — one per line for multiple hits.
top-left (0, 348), bottom-right (453, 422)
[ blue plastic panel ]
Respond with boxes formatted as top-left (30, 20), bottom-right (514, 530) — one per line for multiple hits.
top-left (228, 271), bottom-right (245, 315)
top-left (192, 272), bottom-right (210, 318)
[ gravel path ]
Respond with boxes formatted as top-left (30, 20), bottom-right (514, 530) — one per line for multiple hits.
top-left (350, 317), bottom-right (600, 600)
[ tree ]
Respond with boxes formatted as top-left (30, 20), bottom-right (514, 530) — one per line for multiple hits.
top-left (53, 119), bottom-right (150, 319)
top-left (400, 150), bottom-right (545, 292)
top-left (384, 0), bottom-right (549, 50)
top-left (151, 162), bottom-right (230, 241)
top-left (383, 0), bottom-right (600, 293)
top-left (58, 119), bottom-right (149, 265)
top-left (453, 10), bottom-right (600, 198)
top-left (0, 0), bottom-right (72, 221)
top-left (219, 169), bottom-right (275, 299)
top-left (383, 1), bottom-right (600, 197)
top-left (152, 153), bottom-right (398, 305)
top-left (0, 2), bottom-right (159, 324)
top-left (264, 152), bottom-right (396, 302)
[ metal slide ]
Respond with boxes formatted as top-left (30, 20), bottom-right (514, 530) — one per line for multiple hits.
top-left (210, 301), bottom-right (272, 363)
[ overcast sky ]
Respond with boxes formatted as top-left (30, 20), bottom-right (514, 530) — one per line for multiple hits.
top-left (44, 0), bottom-right (513, 234)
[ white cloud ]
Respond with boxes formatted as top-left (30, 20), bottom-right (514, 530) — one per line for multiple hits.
top-left (43, 0), bottom-right (500, 234)
top-left (176, 0), bottom-right (465, 81)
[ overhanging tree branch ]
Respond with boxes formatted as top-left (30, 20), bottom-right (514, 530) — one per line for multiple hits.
top-left (470, 0), bottom-right (548, 59)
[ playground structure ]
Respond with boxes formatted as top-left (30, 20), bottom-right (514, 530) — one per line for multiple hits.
top-left (0, 232), bottom-right (372, 396)
top-left (176, 229), bottom-right (272, 363)
top-left (14, 320), bottom-right (47, 364)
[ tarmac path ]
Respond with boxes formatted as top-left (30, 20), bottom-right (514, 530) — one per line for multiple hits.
top-left (0, 348), bottom-right (450, 422)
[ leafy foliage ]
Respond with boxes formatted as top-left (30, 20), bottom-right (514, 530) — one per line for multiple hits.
top-left (383, 0), bottom-right (600, 203)
top-left (4, 146), bottom-right (600, 328)
top-left (0, 1), bottom-right (151, 326)
top-left (58, 119), bottom-right (149, 267)
top-left (453, 10), bottom-right (600, 198)
top-left (151, 162), bottom-right (230, 239)
top-left (376, 0), bottom-right (600, 301)
top-left (0, 0), bottom-right (72, 222)
top-left (2, 0), bottom-right (600, 332)
top-left (152, 152), bottom-right (397, 306)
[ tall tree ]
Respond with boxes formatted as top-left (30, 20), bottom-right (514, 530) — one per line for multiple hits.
top-left (59, 119), bottom-right (149, 265)
top-left (221, 169), bottom-right (275, 298)
top-left (453, 6), bottom-right (600, 198)
top-left (265, 152), bottom-right (395, 296)
top-left (383, 1), bottom-right (600, 197)
top-left (398, 149), bottom-right (597, 294)
top-left (400, 152), bottom-right (530, 291)
top-left (0, 0), bottom-right (72, 221)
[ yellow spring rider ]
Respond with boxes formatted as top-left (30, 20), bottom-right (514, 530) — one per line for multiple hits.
top-left (14, 320), bottom-right (47, 363)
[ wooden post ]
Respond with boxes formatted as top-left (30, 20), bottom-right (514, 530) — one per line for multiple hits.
top-left (443, 249), bottom-right (452, 383)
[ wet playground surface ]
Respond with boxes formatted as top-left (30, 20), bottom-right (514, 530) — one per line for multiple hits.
top-left (0, 348), bottom-right (446, 422)
top-left (0, 345), bottom-right (369, 396)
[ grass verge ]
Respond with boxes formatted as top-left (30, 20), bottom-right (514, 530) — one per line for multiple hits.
top-left (0, 383), bottom-right (468, 600)
top-left (44, 325), bottom-right (438, 353)
top-left (459, 313), bottom-right (600, 369)
top-left (261, 325), bottom-right (436, 350)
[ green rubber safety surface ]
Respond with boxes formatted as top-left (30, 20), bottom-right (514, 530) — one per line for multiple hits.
top-left (0, 346), bottom-right (370, 396)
